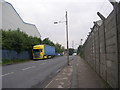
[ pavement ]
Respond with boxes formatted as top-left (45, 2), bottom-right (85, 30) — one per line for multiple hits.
top-left (45, 56), bottom-right (110, 88)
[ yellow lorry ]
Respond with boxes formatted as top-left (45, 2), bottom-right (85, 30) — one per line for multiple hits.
top-left (32, 44), bottom-right (56, 59)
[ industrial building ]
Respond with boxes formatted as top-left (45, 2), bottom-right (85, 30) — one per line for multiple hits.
top-left (0, 0), bottom-right (41, 38)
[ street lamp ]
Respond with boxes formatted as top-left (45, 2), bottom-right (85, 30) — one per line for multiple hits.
top-left (81, 39), bottom-right (83, 45)
top-left (54, 11), bottom-right (70, 66)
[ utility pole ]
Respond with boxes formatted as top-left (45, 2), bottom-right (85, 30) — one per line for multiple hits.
top-left (65, 11), bottom-right (70, 66)
top-left (72, 41), bottom-right (74, 49)
top-left (54, 11), bottom-right (70, 66)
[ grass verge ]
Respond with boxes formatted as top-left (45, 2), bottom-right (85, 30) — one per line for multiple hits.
top-left (1, 59), bottom-right (32, 65)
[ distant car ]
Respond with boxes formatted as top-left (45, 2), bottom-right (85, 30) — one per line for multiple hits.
top-left (73, 53), bottom-right (77, 56)
top-left (57, 53), bottom-right (61, 56)
top-left (56, 53), bottom-right (63, 56)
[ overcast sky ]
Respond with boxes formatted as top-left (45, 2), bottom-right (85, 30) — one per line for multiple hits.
top-left (5, 0), bottom-right (119, 49)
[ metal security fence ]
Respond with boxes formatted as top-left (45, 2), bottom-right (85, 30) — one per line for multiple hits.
top-left (83, 2), bottom-right (120, 88)
top-left (1, 50), bottom-right (31, 60)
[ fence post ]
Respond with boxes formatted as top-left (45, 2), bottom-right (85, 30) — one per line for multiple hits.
top-left (95, 22), bottom-right (101, 74)
top-left (97, 12), bottom-right (107, 81)
top-left (109, 1), bottom-right (119, 88)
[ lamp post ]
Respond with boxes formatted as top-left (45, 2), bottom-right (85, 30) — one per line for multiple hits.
top-left (80, 39), bottom-right (83, 45)
top-left (54, 11), bottom-right (70, 66)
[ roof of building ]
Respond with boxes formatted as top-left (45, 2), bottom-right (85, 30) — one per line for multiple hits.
top-left (0, 0), bottom-right (41, 38)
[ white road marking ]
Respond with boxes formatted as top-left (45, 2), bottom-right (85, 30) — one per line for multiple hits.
top-left (45, 79), bottom-right (54, 88)
top-left (56, 69), bottom-right (61, 74)
top-left (22, 66), bottom-right (36, 71)
top-left (0, 72), bottom-right (14, 77)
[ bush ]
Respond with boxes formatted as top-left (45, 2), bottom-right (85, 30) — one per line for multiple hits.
top-left (2, 29), bottom-right (41, 53)
top-left (77, 45), bottom-right (84, 58)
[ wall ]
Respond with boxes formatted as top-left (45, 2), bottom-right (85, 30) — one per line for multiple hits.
top-left (83, 2), bottom-right (120, 88)
top-left (0, 1), bottom-right (2, 60)
top-left (105, 8), bottom-right (118, 88)
top-left (0, 1), bottom-right (40, 38)
top-left (117, 2), bottom-right (120, 88)
top-left (0, 2), bottom-right (1, 87)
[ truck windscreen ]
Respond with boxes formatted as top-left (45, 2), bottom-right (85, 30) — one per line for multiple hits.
top-left (33, 49), bottom-right (42, 53)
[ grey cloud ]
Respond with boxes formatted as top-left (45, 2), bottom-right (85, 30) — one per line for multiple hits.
top-left (6, 0), bottom-right (114, 48)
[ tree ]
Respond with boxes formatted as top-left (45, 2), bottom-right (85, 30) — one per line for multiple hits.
top-left (2, 29), bottom-right (41, 53)
top-left (69, 48), bottom-right (74, 55)
top-left (42, 38), bottom-right (55, 46)
top-left (2, 30), bottom-right (64, 55)
top-left (77, 45), bottom-right (83, 57)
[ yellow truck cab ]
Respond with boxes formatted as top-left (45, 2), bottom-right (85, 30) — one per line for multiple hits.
top-left (33, 45), bottom-right (45, 59)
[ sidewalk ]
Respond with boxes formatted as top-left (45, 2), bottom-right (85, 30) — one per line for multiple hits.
top-left (45, 56), bottom-right (110, 88)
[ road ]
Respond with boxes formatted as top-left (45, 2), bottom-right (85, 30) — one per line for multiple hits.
top-left (2, 56), bottom-right (73, 88)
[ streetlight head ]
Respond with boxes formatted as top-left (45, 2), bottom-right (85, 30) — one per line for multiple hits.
top-left (54, 22), bottom-right (58, 24)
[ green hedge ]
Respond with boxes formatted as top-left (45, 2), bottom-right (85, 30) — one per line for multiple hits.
top-left (1, 29), bottom-right (41, 53)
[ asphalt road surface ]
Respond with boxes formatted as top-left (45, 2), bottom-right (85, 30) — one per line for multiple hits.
top-left (2, 56), bottom-right (74, 88)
